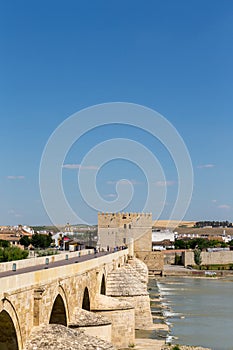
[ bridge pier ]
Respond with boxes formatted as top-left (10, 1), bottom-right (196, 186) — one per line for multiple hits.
top-left (33, 288), bottom-right (44, 326)
top-left (106, 263), bottom-right (153, 330)
top-left (68, 307), bottom-right (112, 342)
top-left (92, 294), bottom-right (135, 349)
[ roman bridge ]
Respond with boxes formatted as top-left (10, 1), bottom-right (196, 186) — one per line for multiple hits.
top-left (0, 247), bottom-right (153, 350)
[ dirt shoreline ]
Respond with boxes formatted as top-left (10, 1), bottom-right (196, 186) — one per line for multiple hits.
top-left (134, 338), bottom-right (211, 350)
top-left (162, 264), bottom-right (233, 278)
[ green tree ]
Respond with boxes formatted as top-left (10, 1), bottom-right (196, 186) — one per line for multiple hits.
top-left (31, 233), bottom-right (52, 249)
top-left (0, 248), bottom-right (4, 261)
top-left (0, 240), bottom-right (10, 248)
top-left (194, 249), bottom-right (202, 266)
top-left (19, 235), bottom-right (31, 247)
top-left (174, 239), bottom-right (188, 249)
top-left (189, 238), bottom-right (209, 250)
top-left (0, 246), bottom-right (29, 262)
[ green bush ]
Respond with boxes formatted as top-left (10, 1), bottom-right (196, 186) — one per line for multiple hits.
top-left (36, 249), bottom-right (58, 257)
top-left (0, 240), bottom-right (10, 248)
top-left (0, 246), bottom-right (29, 262)
top-left (172, 345), bottom-right (181, 350)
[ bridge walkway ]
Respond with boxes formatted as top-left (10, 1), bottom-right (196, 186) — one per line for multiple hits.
top-left (0, 251), bottom-right (111, 279)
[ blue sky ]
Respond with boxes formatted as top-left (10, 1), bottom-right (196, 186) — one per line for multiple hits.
top-left (0, 0), bottom-right (233, 225)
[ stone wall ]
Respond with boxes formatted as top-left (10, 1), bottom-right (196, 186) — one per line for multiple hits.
top-left (135, 251), bottom-right (164, 273)
top-left (106, 261), bottom-right (153, 330)
top-left (119, 295), bottom-right (153, 329)
top-left (71, 324), bottom-right (112, 342)
top-left (68, 307), bottom-right (112, 342)
top-left (96, 308), bottom-right (135, 348)
top-left (134, 229), bottom-right (152, 252)
top-left (92, 294), bottom-right (135, 348)
top-left (98, 212), bottom-right (152, 228)
top-left (183, 250), bottom-right (233, 267)
top-left (97, 212), bottom-right (152, 251)
top-left (128, 258), bottom-right (149, 284)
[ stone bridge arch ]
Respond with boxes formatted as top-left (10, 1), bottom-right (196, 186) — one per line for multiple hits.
top-left (0, 298), bottom-right (23, 350)
top-left (82, 287), bottom-right (90, 311)
top-left (100, 274), bottom-right (106, 295)
top-left (78, 269), bottom-right (102, 310)
top-left (42, 284), bottom-right (69, 326)
top-left (49, 294), bottom-right (67, 326)
top-left (95, 266), bottom-right (107, 296)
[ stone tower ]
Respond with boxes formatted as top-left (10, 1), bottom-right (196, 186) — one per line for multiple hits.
top-left (97, 212), bottom-right (152, 253)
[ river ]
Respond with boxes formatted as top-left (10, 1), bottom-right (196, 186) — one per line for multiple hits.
top-left (148, 276), bottom-right (233, 350)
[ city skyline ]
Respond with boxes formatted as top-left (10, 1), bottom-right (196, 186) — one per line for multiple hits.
top-left (1, 1), bottom-right (233, 225)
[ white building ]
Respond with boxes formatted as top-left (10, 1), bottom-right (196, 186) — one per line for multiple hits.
top-left (152, 229), bottom-right (175, 250)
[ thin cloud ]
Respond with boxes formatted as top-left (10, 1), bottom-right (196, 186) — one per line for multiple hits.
top-left (107, 180), bottom-right (118, 185)
top-left (104, 194), bottom-right (117, 198)
top-left (62, 164), bottom-right (98, 170)
top-left (8, 209), bottom-right (22, 218)
top-left (8, 209), bottom-right (15, 214)
top-left (107, 179), bottom-right (142, 185)
top-left (218, 204), bottom-right (231, 210)
top-left (7, 175), bottom-right (25, 180)
top-left (159, 201), bottom-right (170, 206)
top-left (212, 199), bottom-right (217, 203)
top-left (197, 164), bottom-right (215, 169)
top-left (155, 180), bottom-right (175, 187)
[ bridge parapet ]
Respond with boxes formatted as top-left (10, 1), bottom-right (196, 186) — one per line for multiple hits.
top-left (0, 250), bottom-right (128, 295)
top-left (0, 249), bottom-right (94, 273)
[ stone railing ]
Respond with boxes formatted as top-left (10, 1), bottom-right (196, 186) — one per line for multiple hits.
top-left (0, 249), bottom-right (94, 273)
top-left (0, 249), bottom-right (128, 294)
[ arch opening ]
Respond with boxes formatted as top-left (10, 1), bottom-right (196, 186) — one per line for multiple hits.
top-left (82, 287), bottom-right (90, 311)
top-left (0, 310), bottom-right (19, 350)
top-left (49, 294), bottom-right (67, 326)
top-left (100, 274), bottom-right (106, 295)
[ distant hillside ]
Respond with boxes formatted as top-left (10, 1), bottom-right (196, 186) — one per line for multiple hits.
top-left (153, 220), bottom-right (196, 229)
top-left (175, 226), bottom-right (233, 236)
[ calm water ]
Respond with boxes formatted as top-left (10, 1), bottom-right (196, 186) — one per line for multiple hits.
top-left (150, 276), bottom-right (233, 350)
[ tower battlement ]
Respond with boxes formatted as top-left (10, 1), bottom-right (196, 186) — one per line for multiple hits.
top-left (98, 212), bottom-right (152, 229)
